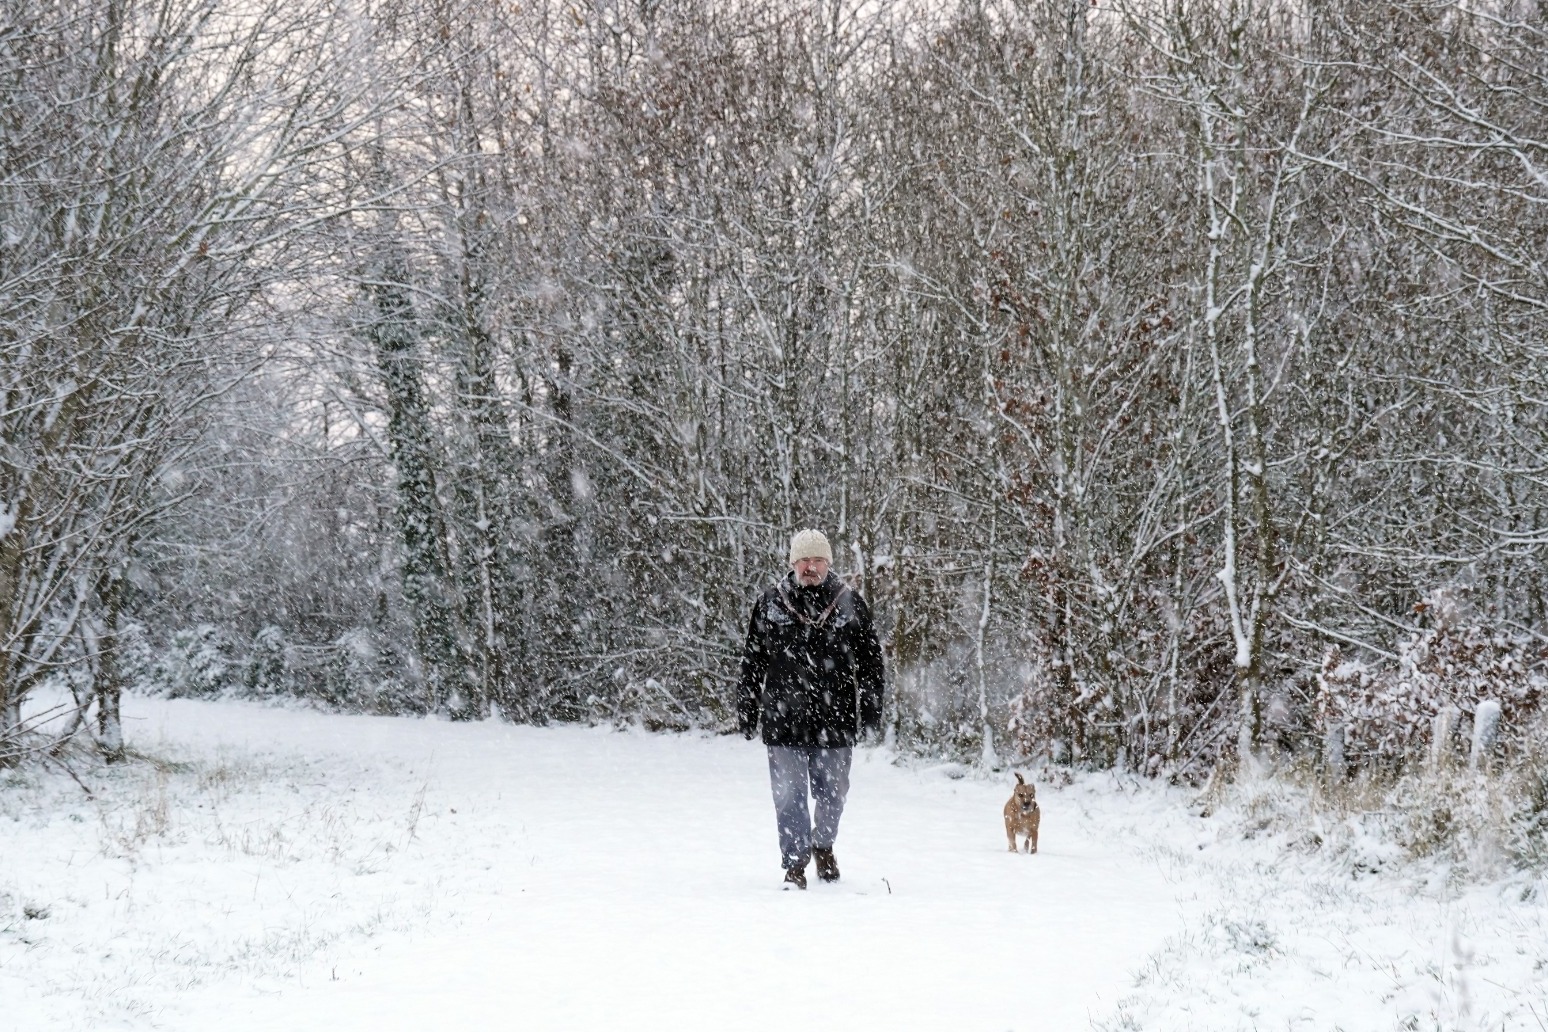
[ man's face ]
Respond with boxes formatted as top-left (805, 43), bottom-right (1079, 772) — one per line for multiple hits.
top-left (792, 556), bottom-right (829, 587)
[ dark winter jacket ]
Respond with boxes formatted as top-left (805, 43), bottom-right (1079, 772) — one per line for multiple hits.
top-left (737, 571), bottom-right (885, 748)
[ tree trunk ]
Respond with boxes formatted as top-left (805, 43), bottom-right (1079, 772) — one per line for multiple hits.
top-left (368, 254), bottom-right (467, 715)
top-left (95, 573), bottom-right (129, 762)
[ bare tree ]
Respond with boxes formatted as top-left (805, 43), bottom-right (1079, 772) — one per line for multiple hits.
top-left (0, 0), bottom-right (386, 758)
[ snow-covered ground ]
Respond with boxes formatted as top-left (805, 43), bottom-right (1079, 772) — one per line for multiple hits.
top-left (4, 694), bottom-right (1546, 1031)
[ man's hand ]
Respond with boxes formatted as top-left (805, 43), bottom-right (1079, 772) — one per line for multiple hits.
top-left (739, 722), bottom-right (757, 740)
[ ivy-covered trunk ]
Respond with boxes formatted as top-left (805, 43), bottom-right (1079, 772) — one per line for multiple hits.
top-left (367, 258), bottom-right (467, 715)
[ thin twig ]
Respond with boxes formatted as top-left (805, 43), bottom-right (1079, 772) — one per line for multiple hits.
top-left (44, 753), bottom-right (95, 799)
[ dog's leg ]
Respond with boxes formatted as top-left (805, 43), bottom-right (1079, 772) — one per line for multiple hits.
top-left (1028, 812), bottom-right (1039, 854)
top-left (1005, 816), bottom-right (1017, 852)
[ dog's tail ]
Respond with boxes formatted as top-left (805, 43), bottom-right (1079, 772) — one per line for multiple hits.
top-left (1014, 772), bottom-right (1025, 785)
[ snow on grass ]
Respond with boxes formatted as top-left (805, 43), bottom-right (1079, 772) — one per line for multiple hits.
top-left (1100, 776), bottom-right (1548, 1031)
top-left (4, 694), bottom-right (1546, 1031)
top-left (2, 735), bottom-right (441, 1031)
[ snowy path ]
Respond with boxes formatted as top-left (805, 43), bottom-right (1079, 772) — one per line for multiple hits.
top-left (159, 701), bottom-right (1182, 1032)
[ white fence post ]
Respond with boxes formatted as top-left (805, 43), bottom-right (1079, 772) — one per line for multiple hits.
top-left (1469, 700), bottom-right (1502, 772)
top-left (1428, 706), bottom-right (1459, 773)
top-left (1322, 722), bottom-right (1346, 780)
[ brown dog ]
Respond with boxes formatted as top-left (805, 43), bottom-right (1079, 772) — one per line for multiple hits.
top-left (1003, 772), bottom-right (1040, 854)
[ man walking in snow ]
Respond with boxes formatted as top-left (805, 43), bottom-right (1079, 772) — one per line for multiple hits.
top-left (738, 529), bottom-right (885, 889)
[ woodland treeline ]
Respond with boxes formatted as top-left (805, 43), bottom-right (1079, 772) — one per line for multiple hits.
top-left (4, 0), bottom-right (1546, 777)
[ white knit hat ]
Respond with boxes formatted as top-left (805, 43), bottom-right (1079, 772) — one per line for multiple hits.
top-left (789, 529), bottom-right (833, 564)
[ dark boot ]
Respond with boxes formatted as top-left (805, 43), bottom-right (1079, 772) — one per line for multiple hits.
top-left (813, 847), bottom-right (839, 883)
top-left (783, 864), bottom-right (808, 890)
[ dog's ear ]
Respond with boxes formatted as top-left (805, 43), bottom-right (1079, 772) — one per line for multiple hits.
top-left (1014, 772), bottom-right (1025, 785)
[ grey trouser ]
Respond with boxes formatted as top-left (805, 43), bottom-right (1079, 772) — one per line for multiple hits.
top-left (766, 745), bottom-right (853, 871)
